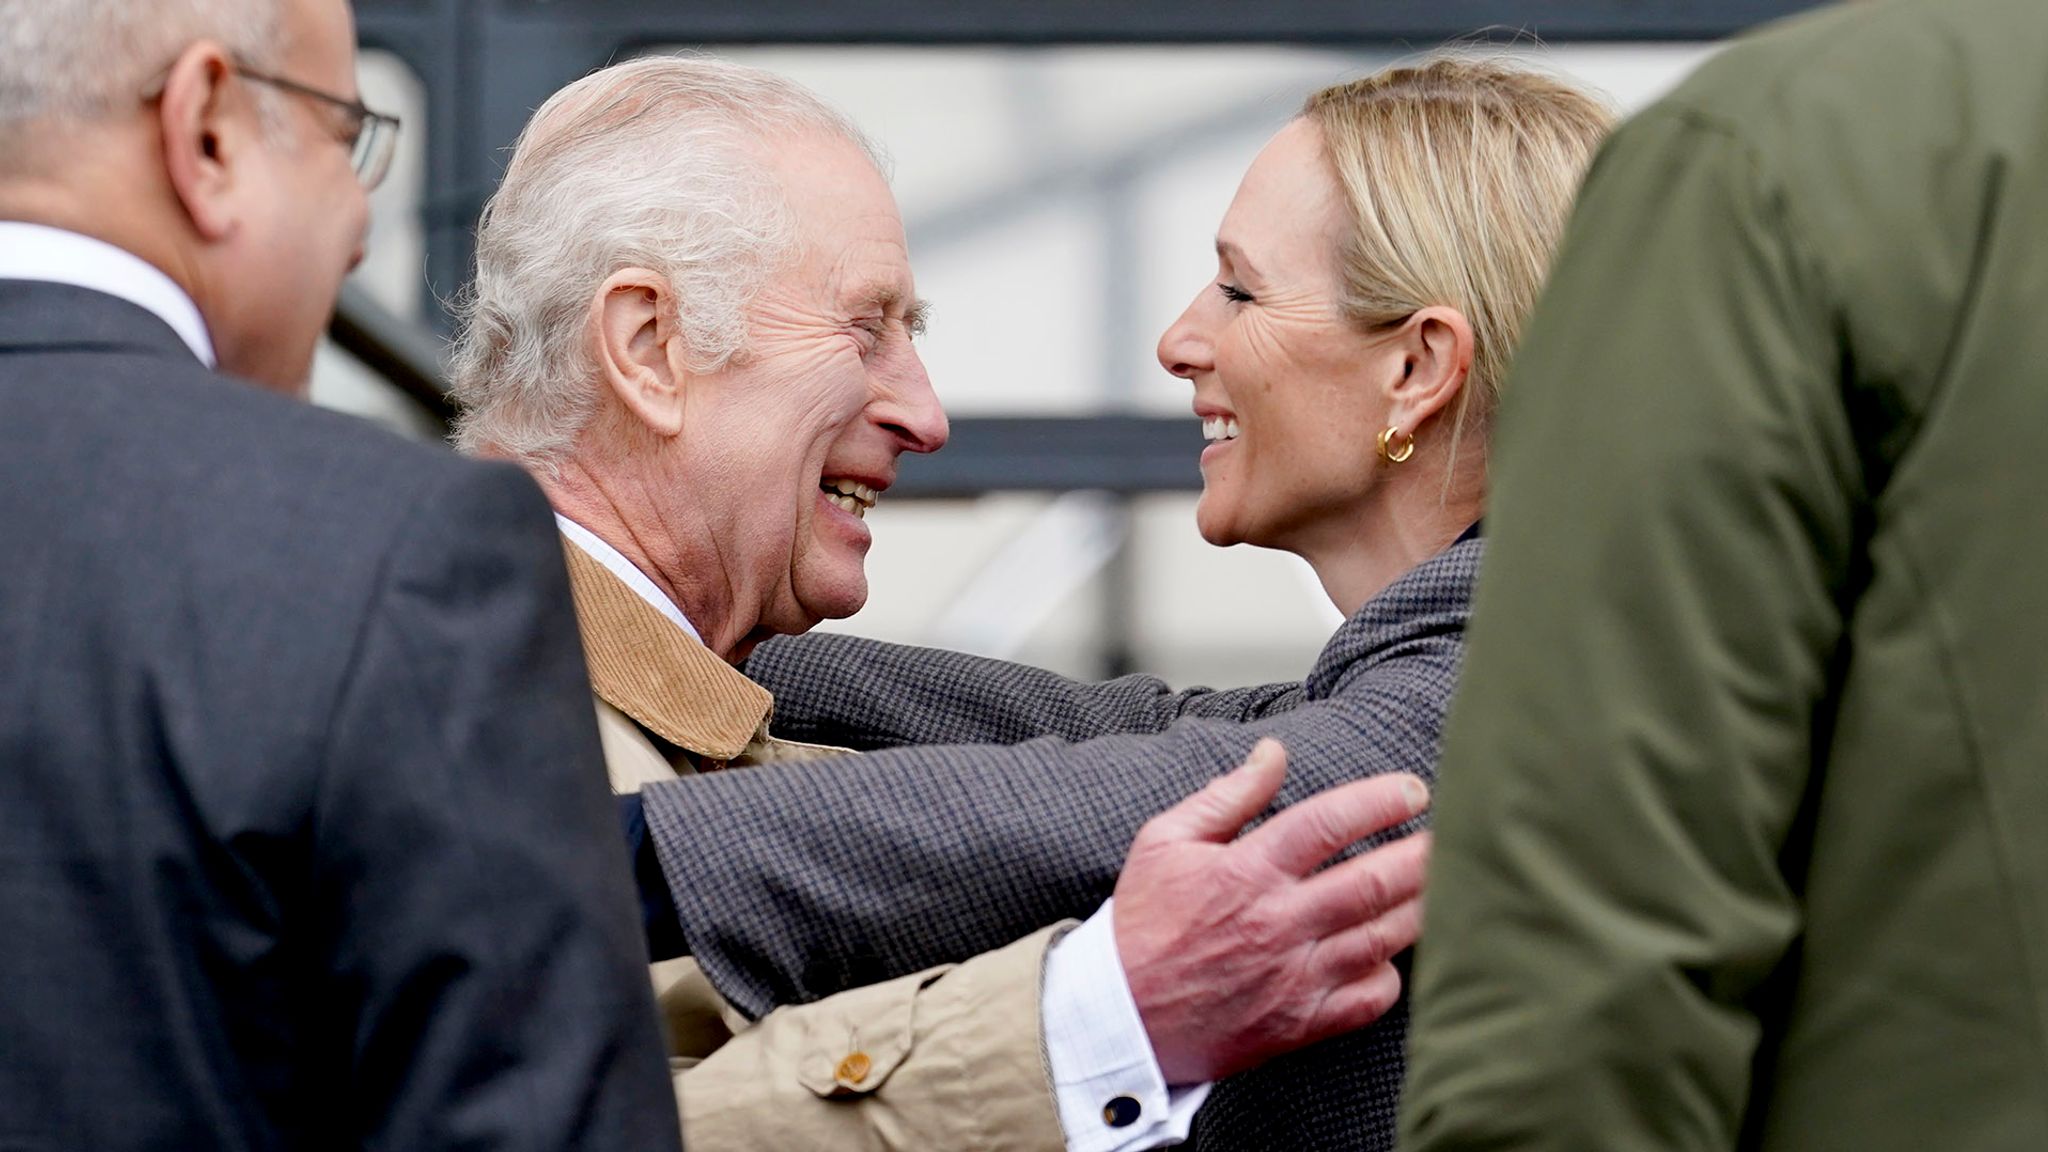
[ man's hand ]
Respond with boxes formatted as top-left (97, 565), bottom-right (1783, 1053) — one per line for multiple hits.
top-left (1114, 738), bottom-right (1432, 1085)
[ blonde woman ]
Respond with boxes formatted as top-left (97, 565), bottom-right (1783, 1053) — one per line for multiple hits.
top-left (639, 58), bottom-right (1612, 1152)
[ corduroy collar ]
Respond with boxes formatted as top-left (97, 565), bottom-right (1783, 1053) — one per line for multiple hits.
top-left (560, 538), bottom-right (772, 762)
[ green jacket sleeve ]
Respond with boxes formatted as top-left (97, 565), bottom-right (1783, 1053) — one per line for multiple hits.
top-left (1398, 102), bottom-right (1864, 1151)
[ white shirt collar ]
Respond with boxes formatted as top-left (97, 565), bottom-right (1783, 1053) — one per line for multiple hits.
top-left (0, 222), bottom-right (217, 367)
top-left (554, 513), bottom-right (702, 643)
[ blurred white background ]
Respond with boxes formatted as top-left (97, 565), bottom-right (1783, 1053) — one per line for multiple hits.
top-left (324, 41), bottom-right (1719, 685)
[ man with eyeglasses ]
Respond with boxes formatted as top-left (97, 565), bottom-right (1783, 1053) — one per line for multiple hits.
top-left (0, 1), bottom-right (679, 1149)
top-left (222, 65), bottom-right (402, 192)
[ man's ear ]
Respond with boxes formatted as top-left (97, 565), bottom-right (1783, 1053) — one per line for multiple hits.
top-left (1385, 305), bottom-right (1475, 435)
top-left (157, 42), bottom-right (249, 243)
top-left (591, 269), bottom-right (688, 438)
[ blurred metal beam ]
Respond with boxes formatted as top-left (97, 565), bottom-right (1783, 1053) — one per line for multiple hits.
top-left (319, 290), bottom-right (1209, 495)
top-left (467, 0), bottom-right (1824, 45)
top-left (351, 0), bottom-right (478, 325)
top-left (341, 0), bottom-right (1816, 488)
top-left (329, 283), bottom-right (454, 426)
top-left (353, 0), bottom-right (1825, 328)
top-left (327, 280), bottom-right (1208, 494)
top-left (892, 415), bottom-right (1202, 497)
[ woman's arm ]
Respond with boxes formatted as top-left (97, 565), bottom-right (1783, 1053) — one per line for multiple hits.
top-left (744, 631), bottom-right (1305, 750)
top-left (645, 678), bottom-right (1448, 1019)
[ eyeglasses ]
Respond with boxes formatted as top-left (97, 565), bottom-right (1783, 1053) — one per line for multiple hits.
top-left (232, 66), bottom-right (402, 191)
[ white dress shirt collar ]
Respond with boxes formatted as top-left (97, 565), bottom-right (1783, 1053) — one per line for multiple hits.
top-left (554, 513), bottom-right (702, 644)
top-left (0, 223), bottom-right (216, 367)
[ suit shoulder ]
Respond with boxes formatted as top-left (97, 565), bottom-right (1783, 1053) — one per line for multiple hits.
top-left (16, 351), bottom-right (557, 610)
top-left (227, 372), bottom-right (490, 493)
top-left (157, 359), bottom-right (544, 535)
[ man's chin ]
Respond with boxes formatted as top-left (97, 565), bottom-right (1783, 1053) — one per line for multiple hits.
top-left (778, 575), bottom-right (869, 634)
top-left (805, 589), bottom-right (869, 626)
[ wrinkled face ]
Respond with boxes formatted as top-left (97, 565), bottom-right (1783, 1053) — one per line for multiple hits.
top-left (1157, 118), bottom-right (1402, 553)
top-left (218, 0), bottom-right (370, 390)
top-left (682, 132), bottom-right (947, 637)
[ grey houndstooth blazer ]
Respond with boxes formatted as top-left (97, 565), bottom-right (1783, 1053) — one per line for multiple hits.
top-left (640, 536), bottom-right (1480, 1150)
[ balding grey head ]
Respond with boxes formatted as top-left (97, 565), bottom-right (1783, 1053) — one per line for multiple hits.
top-left (0, 0), bottom-right (283, 134)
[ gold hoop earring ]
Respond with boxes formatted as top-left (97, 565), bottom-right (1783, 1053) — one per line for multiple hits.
top-left (1378, 425), bottom-right (1415, 464)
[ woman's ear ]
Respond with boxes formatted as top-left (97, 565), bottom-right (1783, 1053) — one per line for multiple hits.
top-left (590, 268), bottom-right (688, 439)
top-left (157, 42), bottom-right (246, 243)
top-left (1385, 305), bottom-right (1475, 435)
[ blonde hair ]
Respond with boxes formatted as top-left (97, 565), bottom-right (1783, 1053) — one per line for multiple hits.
top-left (1302, 56), bottom-right (1612, 467)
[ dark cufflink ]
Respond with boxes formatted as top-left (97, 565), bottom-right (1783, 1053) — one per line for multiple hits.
top-left (1103, 1095), bottom-right (1142, 1128)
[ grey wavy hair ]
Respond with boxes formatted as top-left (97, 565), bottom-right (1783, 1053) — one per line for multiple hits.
top-left (0, 0), bottom-right (282, 152)
top-left (448, 55), bottom-right (887, 470)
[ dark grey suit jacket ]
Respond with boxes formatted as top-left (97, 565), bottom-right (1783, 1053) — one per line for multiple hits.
top-left (641, 537), bottom-right (1479, 1150)
top-left (0, 282), bottom-right (678, 1152)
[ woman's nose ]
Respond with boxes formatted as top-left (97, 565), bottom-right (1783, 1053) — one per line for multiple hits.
top-left (1156, 302), bottom-right (1211, 381)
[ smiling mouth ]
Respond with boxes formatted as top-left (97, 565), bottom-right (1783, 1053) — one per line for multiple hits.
top-left (1202, 416), bottom-right (1241, 443)
top-left (821, 477), bottom-right (879, 519)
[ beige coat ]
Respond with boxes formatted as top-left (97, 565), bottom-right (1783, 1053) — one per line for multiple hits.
top-left (562, 541), bottom-right (1069, 1151)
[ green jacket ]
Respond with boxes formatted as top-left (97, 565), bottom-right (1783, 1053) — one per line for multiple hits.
top-left (1400, 1), bottom-right (2048, 1149)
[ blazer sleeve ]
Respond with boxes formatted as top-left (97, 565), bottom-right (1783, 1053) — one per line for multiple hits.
top-left (643, 663), bottom-right (1449, 1019)
top-left (744, 632), bottom-right (1305, 750)
top-left (1398, 104), bottom-right (1857, 1152)
top-left (677, 924), bottom-right (1069, 1152)
top-left (309, 462), bottom-right (681, 1152)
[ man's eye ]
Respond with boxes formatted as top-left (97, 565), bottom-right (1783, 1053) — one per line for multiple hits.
top-left (1217, 282), bottom-right (1254, 304)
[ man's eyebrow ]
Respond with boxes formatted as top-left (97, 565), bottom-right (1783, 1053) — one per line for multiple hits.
top-left (851, 283), bottom-right (932, 335)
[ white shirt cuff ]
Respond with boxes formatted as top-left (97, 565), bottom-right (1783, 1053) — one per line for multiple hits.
top-left (1041, 899), bottom-right (1213, 1152)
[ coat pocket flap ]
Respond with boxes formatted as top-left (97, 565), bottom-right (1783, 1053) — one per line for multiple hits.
top-left (791, 965), bottom-right (950, 1098)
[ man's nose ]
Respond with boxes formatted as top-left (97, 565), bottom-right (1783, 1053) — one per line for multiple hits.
top-left (878, 353), bottom-right (949, 454)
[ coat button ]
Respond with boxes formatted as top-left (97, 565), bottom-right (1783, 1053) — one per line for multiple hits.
top-left (835, 1052), bottom-right (873, 1086)
top-left (1103, 1096), bottom-right (1141, 1128)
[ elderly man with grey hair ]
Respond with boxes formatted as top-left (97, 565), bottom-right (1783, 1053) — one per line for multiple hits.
top-left (1, 0), bottom-right (677, 1149)
top-left (452, 56), bottom-right (1432, 1152)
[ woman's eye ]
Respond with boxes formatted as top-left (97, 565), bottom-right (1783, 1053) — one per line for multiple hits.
top-left (1217, 282), bottom-right (1254, 304)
